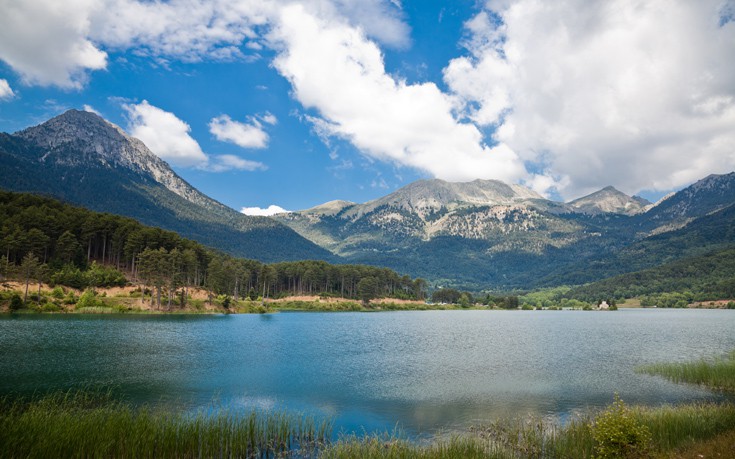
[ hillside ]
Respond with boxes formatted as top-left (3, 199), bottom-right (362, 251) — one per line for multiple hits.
top-left (566, 245), bottom-right (735, 305)
top-left (0, 190), bottom-right (425, 307)
top-left (0, 110), bottom-right (333, 263)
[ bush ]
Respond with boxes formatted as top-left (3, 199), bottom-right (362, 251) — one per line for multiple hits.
top-left (42, 302), bottom-right (61, 312)
top-left (591, 394), bottom-right (651, 459)
top-left (75, 290), bottom-right (101, 309)
top-left (51, 286), bottom-right (65, 299)
top-left (9, 294), bottom-right (23, 311)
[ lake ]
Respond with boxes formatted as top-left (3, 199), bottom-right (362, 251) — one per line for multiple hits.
top-left (1, 309), bottom-right (734, 436)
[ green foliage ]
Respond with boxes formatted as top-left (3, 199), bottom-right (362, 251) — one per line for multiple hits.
top-left (50, 286), bottom-right (64, 299)
top-left (50, 263), bottom-right (127, 289)
top-left (638, 351), bottom-right (735, 391)
top-left (568, 245), bottom-right (735, 305)
top-left (9, 293), bottom-right (23, 311)
top-left (75, 290), bottom-right (102, 309)
top-left (591, 394), bottom-right (651, 458)
top-left (357, 276), bottom-right (379, 305)
top-left (0, 191), bottom-right (425, 307)
top-left (432, 288), bottom-right (461, 304)
top-left (458, 293), bottom-right (471, 308)
top-left (0, 391), bottom-right (331, 459)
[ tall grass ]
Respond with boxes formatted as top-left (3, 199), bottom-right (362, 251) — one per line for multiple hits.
top-left (637, 350), bottom-right (735, 391)
top-left (320, 402), bottom-right (735, 459)
top-left (0, 391), bottom-right (331, 458)
top-left (1, 391), bottom-right (734, 458)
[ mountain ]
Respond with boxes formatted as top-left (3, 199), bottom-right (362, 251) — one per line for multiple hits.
top-left (277, 173), bottom-right (735, 289)
top-left (278, 179), bottom-right (588, 257)
top-left (568, 186), bottom-right (650, 215)
top-left (0, 110), bottom-right (333, 263)
top-left (4, 110), bottom-right (735, 290)
top-left (637, 172), bottom-right (735, 231)
top-left (276, 179), bottom-right (636, 288)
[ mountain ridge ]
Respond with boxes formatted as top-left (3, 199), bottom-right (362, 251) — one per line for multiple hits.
top-left (3, 109), bottom-right (735, 289)
top-left (0, 110), bottom-right (334, 263)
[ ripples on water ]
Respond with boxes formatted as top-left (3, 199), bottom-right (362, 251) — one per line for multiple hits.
top-left (1, 309), bottom-right (734, 435)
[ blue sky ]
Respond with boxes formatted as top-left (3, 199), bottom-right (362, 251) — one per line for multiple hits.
top-left (1, 0), bottom-right (734, 214)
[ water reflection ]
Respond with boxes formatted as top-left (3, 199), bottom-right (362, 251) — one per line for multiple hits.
top-left (1, 310), bottom-right (734, 436)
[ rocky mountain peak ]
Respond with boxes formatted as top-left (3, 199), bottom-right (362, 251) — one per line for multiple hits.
top-left (644, 171), bottom-right (735, 222)
top-left (349, 178), bottom-right (543, 217)
top-left (14, 109), bottom-right (227, 213)
top-left (568, 186), bottom-right (650, 215)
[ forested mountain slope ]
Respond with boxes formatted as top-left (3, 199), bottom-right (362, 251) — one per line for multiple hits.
top-left (0, 110), bottom-right (333, 263)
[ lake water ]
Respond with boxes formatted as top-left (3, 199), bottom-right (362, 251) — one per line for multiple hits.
top-left (1, 309), bottom-right (734, 436)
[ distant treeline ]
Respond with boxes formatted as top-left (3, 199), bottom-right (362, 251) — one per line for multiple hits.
top-left (0, 191), bottom-right (427, 308)
top-left (566, 246), bottom-right (735, 307)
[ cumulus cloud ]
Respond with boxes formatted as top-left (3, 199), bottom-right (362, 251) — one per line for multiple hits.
top-left (0, 0), bottom-right (407, 89)
top-left (6, 0), bottom-right (733, 197)
top-left (124, 100), bottom-right (267, 172)
top-left (0, 79), bottom-right (14, 100)
top-left (269, 4), bottom-right (527, 183)
top-left (209, 114), bottom-right (269, 149)
top-left (445, 0), bottom-right (735, 198)
top-left (240, 205), bottom-right (290, 216)
top-left (0, 0), bottom-right (107, 88)
top-left (124, 100), bottom-right (209, 167)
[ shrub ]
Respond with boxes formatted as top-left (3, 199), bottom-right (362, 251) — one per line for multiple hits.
top-left (51, 286), bottom-right (65, 299)
top-left (42, 302), bottom-right (61, 312)
top-left (75, 290), bottom-right (101, 309)
top-left (9, 294), bottom-right (23, 311)
top-left (591, 394), bottom-right (651, 459)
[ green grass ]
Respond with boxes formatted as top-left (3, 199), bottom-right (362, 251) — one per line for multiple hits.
top-left (637, 350), bottom-right (735, 391)
top-left (0, 391), bottom-right (331, 459)
top-left (1, 391), bottom-right (734, 458)
top-left (321, 402), bottom-right (735, 459)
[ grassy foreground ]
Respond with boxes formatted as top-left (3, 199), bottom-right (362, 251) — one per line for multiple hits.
top-left (1, 391), bottom-right (734, 458)
top-left (638, 350), bottom-right (735, 392)
top-left (0, 392), bottom-right (331, 458)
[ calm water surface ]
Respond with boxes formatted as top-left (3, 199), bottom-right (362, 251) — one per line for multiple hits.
top-left (1, 309), bottom-right (734, 436)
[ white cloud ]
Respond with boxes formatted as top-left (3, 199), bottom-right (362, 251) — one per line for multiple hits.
top-left (206, 154), bottom-right (267, 172)
top-left (88, 0), bottom-right (269, 61)
top-left (240, 205), bottom-right (290, 216)
top-left (0, 0), bottom-right (407, 89)
top-left (0, 0), bottom-right (107, 88)
top-left (123, 100), bottom-right (209, 167)
top-left (124, 100), bottom-right (268, 172)
top-left (0, 79), bottom-right (14, 100)
top-left (82, 104), bottom-right (100, 115)
top-left (209, 114), bottom-right (269, 149)
top-left (260, 112), bottom-right (278, 125)
top-left (445, 0), bottom-right (735, 198)
top-left (269, 4), bottom-right (527, 183)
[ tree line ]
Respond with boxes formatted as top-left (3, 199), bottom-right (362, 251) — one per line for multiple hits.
top-left (0, 191), bottom-right (427, 309)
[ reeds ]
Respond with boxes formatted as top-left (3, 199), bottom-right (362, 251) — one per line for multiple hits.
top-left (637, 350), bottom-right (735, 391)
top-left (320, 402), bottom-right (735, 459)
top-left (0, 391), bottom-right (331, 458)
top-left (1, 391), bottom-right (733, 458)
